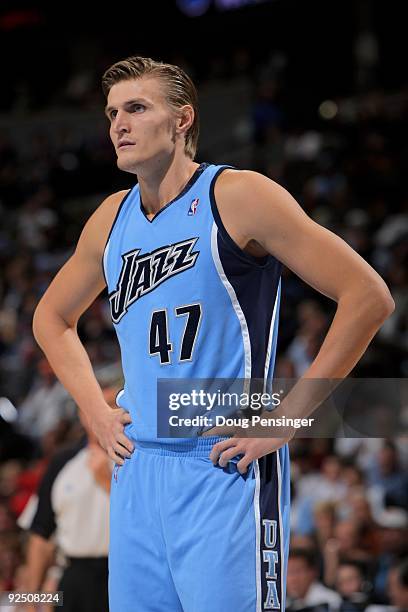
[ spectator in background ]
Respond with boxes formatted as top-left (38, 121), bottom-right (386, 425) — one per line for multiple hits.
top-left (303, 455), bottom-right (347, 506)
top-left (333, 520), bottom-right (372, 564)
top-left (0, 466), bottom-right (25, 592)
top-left (286, 548), bottom-right (341, 611)
top-left (336, 561), bottom-right (371, 611)
top-left (367, 441), bottom-right (408, 511)
top-left (386, 559), bottom-right (408, 612)
top-left (372, 508), bottom-right (408, 604)
top-left (285, 300), bottom-right (329, 377)
top-left (291, 455), bottom-right (347, 536)
top-left (341, 463), bottom-right (364, 490)
top-left (324, 520), bottom-right (372, 589)
top-left (314, 501), bottom-right (337, 551)
top-left (17, 387), bottom-right (116, 612)
top-left (366, 558), bottom-right (408, 611)
top-left (0, 530), bottom-right (22, 594)
top-left (334, 439), bottom-right (408, 518)
top-left (345, 490), bottom-right (380, 557)
top-left (17, 358), bottom-right (75, 440)
top-left (290, 533), bottom-right (320, 553)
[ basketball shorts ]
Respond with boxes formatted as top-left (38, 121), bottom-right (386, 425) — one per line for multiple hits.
top-left (108, 436), bottom-right (290, 612)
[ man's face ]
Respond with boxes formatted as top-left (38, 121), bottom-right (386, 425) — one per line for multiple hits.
top-left (287, 557), bottom-right (315, 599)
top-left (106, 77), bottom-right (176, 173)
top-left (334, 520), bottom-right (358, 552)
top-left (388, 568), bottom-right (408, 609)
top-left (336, 565), bottom-right (363, 598)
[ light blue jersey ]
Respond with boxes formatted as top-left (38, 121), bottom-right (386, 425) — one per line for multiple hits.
top-left (105, 162), bottom-right (290, 611)
top-left (103, 162), bottom-right (282, 443)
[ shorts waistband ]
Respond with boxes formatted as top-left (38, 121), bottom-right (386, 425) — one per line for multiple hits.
top-left (136, 436), bottom-right (229, 457)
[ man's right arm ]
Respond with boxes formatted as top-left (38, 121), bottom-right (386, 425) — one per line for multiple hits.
top-left (24, 533), bottom-right (55, 592)
top-left (32, 190), bottom-right (134, 464)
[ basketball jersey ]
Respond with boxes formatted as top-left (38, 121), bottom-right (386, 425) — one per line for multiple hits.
top-left (103, 163), bottom-right (282, 443)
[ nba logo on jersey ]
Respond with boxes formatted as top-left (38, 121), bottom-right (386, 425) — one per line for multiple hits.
top-left (188, 197), bottom-right (199, 215)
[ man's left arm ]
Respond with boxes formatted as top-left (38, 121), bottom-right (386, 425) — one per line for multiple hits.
top-left (209, 170), bottom-right (395, 471)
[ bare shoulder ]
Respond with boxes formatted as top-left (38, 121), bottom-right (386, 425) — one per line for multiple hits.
top-left (214, 167), bottom-right (392, 309)
top-left (216, 168), bottom-right (283, 189)
top-left (213, 168), bottom-right (297, 254)
top-left (213, 168), bottom-right (294, 223)
top-left (76, 189), bottom-right (131, 259)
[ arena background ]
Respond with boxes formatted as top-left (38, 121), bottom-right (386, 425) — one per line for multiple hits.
top-left (0, 0), bottom-right (407, 609)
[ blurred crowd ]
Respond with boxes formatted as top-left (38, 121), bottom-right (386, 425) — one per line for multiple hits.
top-left (0, 45), bottom-right (407, 610)
top-left (287, 438), bottom-right (408, 610)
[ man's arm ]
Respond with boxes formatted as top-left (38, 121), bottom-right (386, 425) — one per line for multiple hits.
top-left (19, 534), bottom-right (55, 612)
top-left (217, 170), bottom-right (394, 377)
top-left (23, 533), bottom-right (55, 592)
top-left (209, 170), bottom-right (395, 470)
top-left (32, 190), bottom-right (134, 464)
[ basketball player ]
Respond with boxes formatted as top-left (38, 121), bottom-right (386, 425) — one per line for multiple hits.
top-left (32, 56), bottom-right (394, 611)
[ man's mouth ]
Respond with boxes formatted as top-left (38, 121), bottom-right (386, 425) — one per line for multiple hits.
top-left (118, 141), bottom-right (135, 149)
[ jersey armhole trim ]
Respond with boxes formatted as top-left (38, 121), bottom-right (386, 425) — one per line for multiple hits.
top-left (101, 187), bottom-right (135, 286)
top-left (209, 167), bottom-right (275, 270)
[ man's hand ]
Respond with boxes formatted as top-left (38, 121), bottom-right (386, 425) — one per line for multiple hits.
top-left (209, 434), bottom-right (293, 475)
top-left (90, 406), bottom-right (134, 465)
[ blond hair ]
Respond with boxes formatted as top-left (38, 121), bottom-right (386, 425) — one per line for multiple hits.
top-left (102, 56), bottom-right (199, 159)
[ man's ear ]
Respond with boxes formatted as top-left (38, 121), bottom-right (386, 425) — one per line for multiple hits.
top-left (176, 105), bottom-right (194, 135)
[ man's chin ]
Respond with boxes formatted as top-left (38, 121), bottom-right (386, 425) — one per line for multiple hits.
top-left (117, 157), bottom-right (139, 173)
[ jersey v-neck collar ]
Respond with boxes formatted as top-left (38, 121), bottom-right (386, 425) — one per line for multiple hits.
top-left (139, 162), bottom-right (209, 223)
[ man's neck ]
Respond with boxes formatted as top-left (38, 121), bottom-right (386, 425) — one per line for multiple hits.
top-left (138, 156), bottom-right (199, 216)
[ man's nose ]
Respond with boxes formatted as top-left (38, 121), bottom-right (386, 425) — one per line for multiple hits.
top-left (113, 111), bottom-right (130, 134)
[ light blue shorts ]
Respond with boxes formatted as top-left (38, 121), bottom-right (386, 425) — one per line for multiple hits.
top-left (108, 437), bottom-right (290, 611)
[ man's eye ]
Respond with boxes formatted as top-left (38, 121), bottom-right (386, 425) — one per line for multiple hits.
top-left (110, 110), bottom-right (117, 120)
top-left (132, 104), bottom-right (145, 112)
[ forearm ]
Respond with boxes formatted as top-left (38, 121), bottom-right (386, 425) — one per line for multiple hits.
top-left (266, 291), bottom-right (393, 423)
top-left (24, 534), bottom-right (55, 591)
top-left (32, 304), bottom-right (106, 419)
top-left (304, 291), bottom-right (392, 379)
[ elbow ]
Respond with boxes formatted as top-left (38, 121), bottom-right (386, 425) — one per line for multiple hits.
top-left (383, 291), bottom-right (395, 318)
top-left (357, 271), bottom-right (395, 323)
top-left (32, 301), bottom-right (45, 346)
top-left (32, 300), bottom-right (75, 346)
top-left (342, 281), bottom-right (395, 326)
top-left (370, 286), bottom-right (395, 324)
top-left (32, 300), bottom-right (55, 346)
